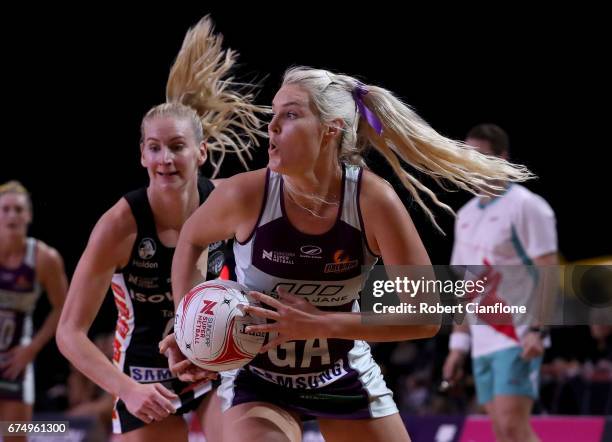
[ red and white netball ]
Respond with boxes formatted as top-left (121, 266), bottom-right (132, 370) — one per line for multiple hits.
top-left (174, 279), bottom-right (266, 371)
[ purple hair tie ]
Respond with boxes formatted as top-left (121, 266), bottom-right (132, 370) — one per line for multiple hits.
top-left (352, 83), bottom-right (383, 135)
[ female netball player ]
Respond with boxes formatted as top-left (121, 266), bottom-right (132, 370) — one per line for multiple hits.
top-left (170, 67), bottom-right (533, 442)
top-left (56, 16), bottom-right (266, 442)
top-left (0, 181), bottom-right (68, 442)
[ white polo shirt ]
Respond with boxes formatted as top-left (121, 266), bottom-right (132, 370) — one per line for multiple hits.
top-left (451, 184), bottom-right (557, 357)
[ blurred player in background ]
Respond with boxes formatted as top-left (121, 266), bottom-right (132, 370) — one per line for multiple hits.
top-left (0, 180), bottom-right (68, 442)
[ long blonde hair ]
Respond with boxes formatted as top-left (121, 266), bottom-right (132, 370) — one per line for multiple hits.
top-left (282, 67), bottom-right (534, 231)
top-left (142, 16), bottom-right (269, 177)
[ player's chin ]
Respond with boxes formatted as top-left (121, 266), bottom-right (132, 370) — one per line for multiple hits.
top-left (267, 157), bottom-right (283, 173)
top-left (267, 159), bottom-right (300, 176)
top-left (154, 177), bottom-right (185, 191)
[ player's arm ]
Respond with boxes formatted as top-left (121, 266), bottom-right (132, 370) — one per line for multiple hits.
top-left (56, 199), bottom-right (177, 422)
top-left (442, 322), bottom-right (470, 382)
top-left (172, 171), bottom-right (265, 306)
top-left (165, 172), bottom-right (264, 380)
top-left (522, 252), bottom-right (558, 358)
top-left (30, 242), bottom-right (68, 354)
top-left (515, 195), bottom-right (558, 358)
top-left (321, 171), bottom-right (440, 341)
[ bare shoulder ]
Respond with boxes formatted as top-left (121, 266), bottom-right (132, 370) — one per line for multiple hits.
top-left (360, 169), bottom-right (402, 211)
top-left (33, 240), bottom-right (67, 296)
top-left (359, 170), bottom-right (429, 265)
top-left (183, 169), bottom-right (268, 244)
top-left (214, 169), bottom-right (267, 196)
top-left (95, 198), bottom-right (137, 243)
top-left (83, 198), bottom-right (138, 269)
top-left (210, 177), bottom-right (226, 187)
top-left (35, 240), bottom-right (64, 269)
top-left (211, 169), bottom-right (268, 213)
top-left (358, 170), bottom-right (409, 256)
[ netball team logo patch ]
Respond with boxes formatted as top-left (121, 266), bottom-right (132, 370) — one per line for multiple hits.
top-left (138, 238), bottom-right (157, 260)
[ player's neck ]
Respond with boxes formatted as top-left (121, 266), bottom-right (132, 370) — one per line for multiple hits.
top-left (147, 181), bottom-right (200, 230)
top-left (0, 234), bottom-right (26, 263)
top-left (283, 162), bottom-right (342, 216)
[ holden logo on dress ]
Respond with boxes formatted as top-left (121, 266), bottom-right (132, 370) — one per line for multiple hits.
top-left (138, 238), bottom-right (156, 260)
top-left (300, 245), bottom-right (322, 256)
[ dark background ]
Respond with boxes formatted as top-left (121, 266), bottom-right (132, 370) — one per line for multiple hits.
top-left (1, 7), bottom-right (609, 408)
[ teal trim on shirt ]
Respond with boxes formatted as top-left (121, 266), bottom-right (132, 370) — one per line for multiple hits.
top-left (510, 224), bottom-right (539, 284)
